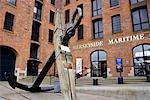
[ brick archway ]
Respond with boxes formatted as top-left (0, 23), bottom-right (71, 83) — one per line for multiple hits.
top-left (0, 46), bottom-right (16, 81)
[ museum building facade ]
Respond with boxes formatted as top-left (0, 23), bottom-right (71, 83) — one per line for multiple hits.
top-left (0, 0), bottom-right (150, 80)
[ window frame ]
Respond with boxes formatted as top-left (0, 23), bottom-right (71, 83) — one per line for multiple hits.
top-left (131, 6), bottom-right (150, 32)
top-left (7, 0), bottom-right (17, 6)
top-left (48, 29), bottom-right (54, 43)
top-left (51, 0), bottom-right (55, 5)
top-left (65, 9), bottom-right (70, 23)
top-left (130, 0), bottom-right (144, 5)
top-left (66, 0), bottom-right (70, 5)
top-left (91, 50), bottom-right (107, 77)
top-left (50, 10), bottom-right (55, 24)
top-left (112, 14), bottom-right (122, 33)
top-left (92, 19), bottom-right (103, 39)
top-left (31, 21), bottom-right (41, 42)
top-left (132, 43), bottom-right (150, 76)
top-left (91, 0), bottom-right (101, 17)
top-left (3, 12), bottom-right (14, 31)
top-left (33, 0), bottom-right (43, 21)
top-left (78, 24), bottom-right (84, 40)
top-left (110, 0), bottom-right (119, 7)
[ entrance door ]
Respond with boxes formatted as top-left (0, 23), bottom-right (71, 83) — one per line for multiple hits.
top-left (0, 47), bottom-right (16, 81)
top-left (91, 50), bottom-right (107, 77)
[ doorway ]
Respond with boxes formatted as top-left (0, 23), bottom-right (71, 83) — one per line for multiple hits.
top-left (0, 46), bottom-right (16, 81)
top-left (91, 50), bottom-right (107, 78)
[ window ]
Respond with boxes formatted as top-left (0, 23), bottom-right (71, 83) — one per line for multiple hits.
top-left (92, 0), bottom-right (101, 17)
top-left (132, 7), bottom-right (150, 31)
top-left (51, 0), bottom-right (55, 5)
top-left (31, 21), bottom-right (41, 42)
top-left (34, 0), bottom-right (42, 21)
top-left (7, 0), bottom-right (16, 6)
top-left (110, 0), bottom-right (119, 7)
top-left (91, 51), bottom-right (107, 77)
top-left (112, 15), bottom-right (121, 33)
top-left (66, 0), bottom-right (70, 5)
top-left (30, 43), bottom-right (39, 59)
top-left (78, 25), bottom-right (83, 40)
top-left (133, 44), bottom-right (150, 76)
top-left (130, 0), bottom-right (144, 5)
top-left (49, 29), bottom-right (53, 43)
top-left (65, 9), bottom-right (70, 23)
top-left (93, 19), bottom-right (103, 39)
top-left (4, 12), bottom-right (14, 31)
top-left (77, 4), bottom-right (83, 18)
top-left (50, 10), bottom-right (54, 24)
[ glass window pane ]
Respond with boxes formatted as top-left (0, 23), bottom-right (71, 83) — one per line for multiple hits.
top-left (94, 21), bottom-right (98, 33)
top-left (95, 34), bottom-right (99, 38)
top-left (130, 0), bottom-right (138, 4)
top-left (93, 11), bottom-right (97, 16)
top-left (97, 0), bottom-right (101, 9)
top-left (92, 62), bottom-right (98, 69)
top-left (34, 7), bottom-right (37, 13)
top-left (98, 20), bottom-right (102, 32)
top-left (99, 51), bottom-right (106, 61)
top-left (134, 24), bottom-right (141, 31)
top-left (98, 9), bottom-right (101, 15)
top-left (142, 23), bottom-right (149, 30)
top-left (112, 15), bottom-right (121, 33)
top-left (132, 10), bottom-right (140, 24)
top-left (133, 45), bottom-right (143, 57)
top-left (91, 51), bottom-right (98, 61)
top-left (144, 45), bottom-right (150, 56)
top-left (140, 9), bottom-right (148, 23)
top-left (93, 0), bottom-right (97, 10)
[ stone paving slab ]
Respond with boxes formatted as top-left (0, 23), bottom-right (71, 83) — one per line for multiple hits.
top-left (1, 81), bottom-right (150, 100)
top-left (0, 82), bottom-right (123, 100)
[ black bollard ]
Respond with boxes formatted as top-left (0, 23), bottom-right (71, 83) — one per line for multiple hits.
top-left (93, 79), bottom-right (98, 85)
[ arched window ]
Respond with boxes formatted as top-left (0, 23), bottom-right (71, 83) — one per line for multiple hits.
top-left (91, 50), bottom-right (107, 77)
top-left (133, 44), bottom-right (150, 76)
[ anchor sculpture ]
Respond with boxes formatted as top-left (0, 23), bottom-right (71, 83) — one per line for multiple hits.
top-left (5, 7), bottom-right (82, 92)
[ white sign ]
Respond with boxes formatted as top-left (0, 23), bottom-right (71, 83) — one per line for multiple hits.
top-left (76, 58), bottom-right (82, 74)
top-left (60, 45), bottom-right (70, 52)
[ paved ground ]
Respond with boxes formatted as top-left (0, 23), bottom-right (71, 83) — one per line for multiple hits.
top-left (0, 81), bottom-right (124, 100)
top-left (0, 81), bottom-right (150, 100)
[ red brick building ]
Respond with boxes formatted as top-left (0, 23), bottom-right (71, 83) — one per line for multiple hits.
top-left (62, 0), bottom-right (150, 77)
top-left (0, 0), bottom-right (56, 80)
top-left (0, 0), bottom-right (150, 81)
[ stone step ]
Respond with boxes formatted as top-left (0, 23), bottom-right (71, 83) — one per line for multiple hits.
top-left (76, 77), bottom-right (147, 86)
top-left (76, 84), bottom-right (150, 100)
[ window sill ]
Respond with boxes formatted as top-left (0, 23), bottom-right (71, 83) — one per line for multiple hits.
top-left (31, 40), bottom-right (40, 46)
top-left (33, 18), bottom-right (42, 24)
top-left (64, 3), bottom-right (70, 7)
top-left (110, 5), bottom-right (120, 10)
top-left (91, 37), bottom-right (104, 41)
top-left (92, 15), bottom-right (102, 20)
top-left (28, 58), bottom-right (42, 63)
top-left (2, 29), bottom-right (14, 34)
top-left (77, 39), bottom-right (84, 42)
top-left (133, 29), bottom-right (150, 34)
top-left (7, 2), bottom-right (16, 8)
top-left (130, 1), bottom-right (146, 9)
top-left (112, 31), bottom-right (123, 35)
top-left (36, 0), bottom-right (43, 4)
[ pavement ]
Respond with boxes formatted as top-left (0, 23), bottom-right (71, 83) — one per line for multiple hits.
top-left (0, 81), bottom-right (150, 100)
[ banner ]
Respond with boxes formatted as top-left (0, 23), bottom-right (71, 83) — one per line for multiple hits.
top-left (76, 58), bottom-right (82, 74)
